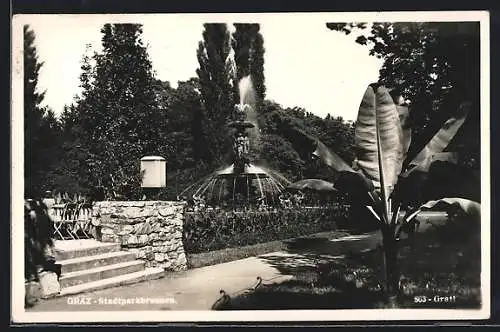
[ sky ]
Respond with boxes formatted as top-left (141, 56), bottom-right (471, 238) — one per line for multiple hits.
top-left (24, 14), bottom-right (383, 121)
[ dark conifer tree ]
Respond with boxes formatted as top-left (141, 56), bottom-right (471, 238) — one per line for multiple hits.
top-left (196, 23), bottom-right (234, 165)
top-left (65, 24), bottom-right (165, 199)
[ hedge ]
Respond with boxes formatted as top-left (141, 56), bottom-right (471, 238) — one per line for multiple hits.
top-left (182, 205), bottom-right (350, 254)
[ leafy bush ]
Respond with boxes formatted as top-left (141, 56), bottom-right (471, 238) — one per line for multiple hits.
top-left (183, 205), bottom-right (350, 254)
top-left (25, 199), bottom-right (56, 281)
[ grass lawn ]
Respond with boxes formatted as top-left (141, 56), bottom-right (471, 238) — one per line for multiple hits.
top-left (218, 219), bottom-right (482, 310)
top-left (186, 230), bottom-right (352, 269)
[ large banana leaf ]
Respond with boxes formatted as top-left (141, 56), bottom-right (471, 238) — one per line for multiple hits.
top-left (420, 197), bottom-right (481, 218)
top-left (289, 129), bottom-right (376, 205)
top-left (355, 84), bottom-right (404, 200)
top-left (405, 101), bottom-right (470, 174)
top-left (312, 140), bottom-right (354, 173)
top-left (398, 197), bottom-right (480, 237)
top-left (422, 159), bottom-right (480, 202)
top-left (285, 126), bottom-right (324, 158)
top-left (309, 137), bottom-right (378, 206)
top-left (390, 90), bottom-right (412, 159)
top-left (289, 126), bottom-right (355, 175)
top-left (334, 170), bottom-right (376, 205)
top-left (393, 158), bottom-right (480, 210)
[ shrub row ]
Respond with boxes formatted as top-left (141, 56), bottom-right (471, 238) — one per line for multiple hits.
top-left (182, 205), bottom-right (350, 254)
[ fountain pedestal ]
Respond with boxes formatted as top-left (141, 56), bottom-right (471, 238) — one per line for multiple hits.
top-left (229, 106), bottom-right (254, 174)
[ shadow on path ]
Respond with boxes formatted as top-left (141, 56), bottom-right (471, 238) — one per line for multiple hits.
top-left (213, 231), bottom-right (387, 310)
top-left (217, 226), bottom-right (481, 310)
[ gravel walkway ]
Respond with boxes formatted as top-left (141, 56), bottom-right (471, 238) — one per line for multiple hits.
top-left (27, 231), bottom-right (381, 311)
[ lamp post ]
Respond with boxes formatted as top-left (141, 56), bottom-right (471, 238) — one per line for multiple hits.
top-left (140, 156), bottom-right (166, 200)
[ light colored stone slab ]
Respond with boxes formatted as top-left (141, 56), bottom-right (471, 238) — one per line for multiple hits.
top-left (58, 267), bottom-right (165, 297)
top-left (39, 271), bottom-right (61, 298)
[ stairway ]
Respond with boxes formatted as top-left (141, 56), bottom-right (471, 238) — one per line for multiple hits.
top-left (52, 239), bottom-right (164, 297)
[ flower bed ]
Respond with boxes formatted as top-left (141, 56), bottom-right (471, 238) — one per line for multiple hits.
top-left (183, 205), bottom-right (350, 254)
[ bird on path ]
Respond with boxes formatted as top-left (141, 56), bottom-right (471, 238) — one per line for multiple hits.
top-left (252, 276), bottom-right (263, 290)
top-left (211, 290), bottom-right (231, 310)
top-left (240, 276), bottom-right (264, 296)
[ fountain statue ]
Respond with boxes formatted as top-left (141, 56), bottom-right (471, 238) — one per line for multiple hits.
top-left (229, 102), bottom-right (255, 172)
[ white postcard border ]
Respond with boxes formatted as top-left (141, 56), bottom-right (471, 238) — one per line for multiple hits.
top-left (11, 11), bottom-right (491, 323)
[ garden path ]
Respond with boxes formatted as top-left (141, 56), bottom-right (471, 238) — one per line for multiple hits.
top-left (26, 230), bottom-right (382, 312)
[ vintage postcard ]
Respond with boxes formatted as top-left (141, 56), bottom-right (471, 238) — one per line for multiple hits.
top-left (11, 11), bottom-right (490, 323)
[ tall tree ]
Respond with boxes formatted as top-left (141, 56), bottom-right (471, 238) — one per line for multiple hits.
top-left (152, 78), bottom-right (204, 170)
top-left (24, 24), bottom-right (44, 198)
top-left (232, 23), bottom-right (266, 110)
top-left (326, 22), bottom-right (480, 169)
top-left (249, 29), bottom-right (266, 111)
top-left (66, 24), bottom-right (165, 199)
top-left (196, 23), bottom-right (234, 165)
top-left (54, 104), bottom-right (90, 194)
top-left (24, 25), bottom-right (61, 198)
top-left (232, 24), bottom-right (257, 80)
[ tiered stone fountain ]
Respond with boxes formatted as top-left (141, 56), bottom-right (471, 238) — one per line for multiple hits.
top-left (179, 77), bottom-right (290, 207)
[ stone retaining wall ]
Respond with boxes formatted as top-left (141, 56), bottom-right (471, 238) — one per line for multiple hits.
top-left (92, 201), bottom-right (187, 271)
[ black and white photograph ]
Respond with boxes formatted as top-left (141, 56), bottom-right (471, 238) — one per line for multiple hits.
top-left (11, 11), bottom-right (490, 323)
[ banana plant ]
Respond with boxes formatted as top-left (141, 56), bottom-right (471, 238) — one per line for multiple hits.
top-left (299, 83), bottom-right (480, 305)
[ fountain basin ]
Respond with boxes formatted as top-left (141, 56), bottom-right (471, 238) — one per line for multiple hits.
top-left (228, 121), bottom-right (255, 129)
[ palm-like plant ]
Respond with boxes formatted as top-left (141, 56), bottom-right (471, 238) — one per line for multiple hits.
top-left (299, 83), bottom-right (480, 305)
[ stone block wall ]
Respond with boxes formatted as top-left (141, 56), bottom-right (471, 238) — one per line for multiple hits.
top-left (92, 201), bottom-right (187, 271)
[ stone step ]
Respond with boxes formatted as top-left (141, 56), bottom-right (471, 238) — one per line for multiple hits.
top-left (55, 241), bottom-right (121, 261)
top-left (57, 267), bottom-right (165, 297)
top-left (59, 260), bottom-right (145, 288)
top-left (58, 251), bottom-right (138, 274)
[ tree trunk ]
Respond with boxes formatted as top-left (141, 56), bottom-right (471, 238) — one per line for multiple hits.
top-left (382, 227), bottom-right (400, 308)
